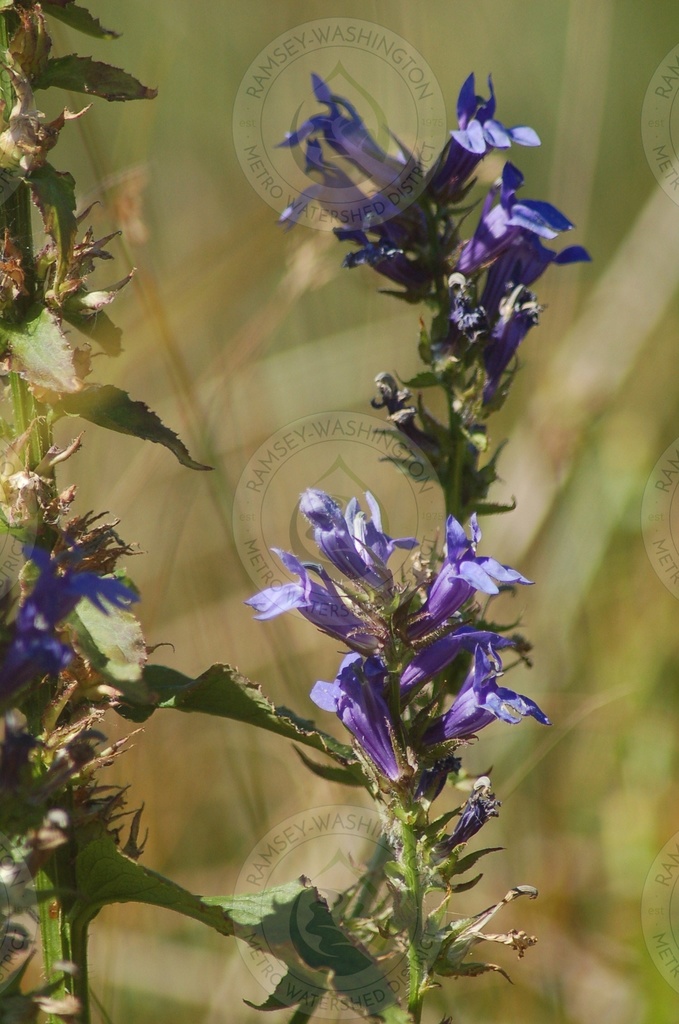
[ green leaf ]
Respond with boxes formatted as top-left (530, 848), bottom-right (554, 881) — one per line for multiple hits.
top-left (473, 499), bottom-right (517, 517)
top-left (28, 164), bottom-right (76, 289)
top-left (0, 306), bottom-right (79, 392)
top-left (55, 384), bottom-right (212, 471)
top-left (293, 747), bottom-right (365, 788)
top-left (69, 595), bottom-right (148, 701)
top-left (400, 371), bottom-right (439, 389)
top-left (72, 837), bottom-right (407, 1022)
top-left (62, 306), bottom-right (121, 356)
top-left (33, 55), bottom-right (157, 102)
top-left (71, 833), bottom-right (302, 936)
top-left (0, 0), bottom-right (15, 9)
top-left (43, 3), bottom-right (120, 39)
top-left (452, 847), bottom-right (503, 877)
top-left (240, 886), bottom-right (407, 1019)
top-left (117, 663), bottom-right (357, 766)
top-left (449, 873), bottom-right (483, 894)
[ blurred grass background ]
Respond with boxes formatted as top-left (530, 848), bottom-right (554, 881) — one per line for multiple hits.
top-left (39, 0), bottom-right (679, 1020)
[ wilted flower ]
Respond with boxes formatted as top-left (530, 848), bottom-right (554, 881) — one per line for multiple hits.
top-left (434, 776), bottom-right (501, 857)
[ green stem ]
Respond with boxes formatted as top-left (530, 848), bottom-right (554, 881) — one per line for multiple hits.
top-left (0, 11), bottom-right (81, 1018)
top-left (444, 395), bottom-right (466, 522)
top-left (400, 816), bottom-right (425, 1023)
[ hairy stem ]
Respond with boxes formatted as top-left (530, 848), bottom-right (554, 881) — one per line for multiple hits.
top-left (400, 815), bottom-right (425, 1023)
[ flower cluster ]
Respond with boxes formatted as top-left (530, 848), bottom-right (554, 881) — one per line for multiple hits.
top-left (0, 546), bottom-right (137, 704)
top-left (247, 489), bottom-right (549, 790)
top-left (279, 72), bottom-right (590, 408)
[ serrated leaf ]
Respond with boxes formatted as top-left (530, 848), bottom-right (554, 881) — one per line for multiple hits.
top-left (400, 371), bottom-right (439, 389)
top-left (62, 306), bottom-right (121, 355)
top-left (55, 384), bottom-right (212, 471)
top-left (33, 55), bottom-right (157, 101)
top-left (293, 746), bottom-right (365, 788)
top-left (241, 886), bottom-right (405, 1019)
top-left (0, 305), bottom-right (79, 392)
top-left (43, 2), bottom-right (120, 39)
top-left (28, 164), bottom-right (76, 288)
top-left (69, 595), bottom-right (147, 700)
top-left (117, 663), bottom-right (357, 767)
top-left (73, 837), bottom-right (406, 1022)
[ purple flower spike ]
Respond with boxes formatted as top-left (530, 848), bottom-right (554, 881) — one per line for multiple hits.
top-left (310, 653), bottom-right (400, 780)
top-left (423, 646), bottom-right (550, 744)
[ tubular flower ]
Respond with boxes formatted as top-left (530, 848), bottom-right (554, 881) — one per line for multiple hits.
top-left (299, 488), bottom-right (416, 593)
top-left (430, 73), bottom-right (540, 201)
top-left (278, 73), bottom-right (409, 230)
top-left (310, 653), bottom-right (400, 780)
top-left (423, 646), bottom-right (550, 745)
top-left (245, 548), bottom-right (379, 655)
top-left (409, 512), bottom-right (531, 639)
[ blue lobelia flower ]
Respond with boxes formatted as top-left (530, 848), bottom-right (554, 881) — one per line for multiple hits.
top-left (278, 73), bottom-right (404, 185)
top-left (457, 162), bottom-right (583, 277)
top-left (409, 512), bottom-right (531, 640)
top-left (400, 626), bottom-right (515, 695)
top-left (310, 653), bottom-right (400, 780)
top-left (299, 489), bottom-right (416, 593)
top-left (423, 646), bottom-right (550, 745)
top-left (277, 73), bottom-right (408, 230)
top-left (430, 73), bottom-right (540, 200)
top-left (245, 547), bottom-right (380, 655)
top-left (0, 546), bottom-right (138, 702)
